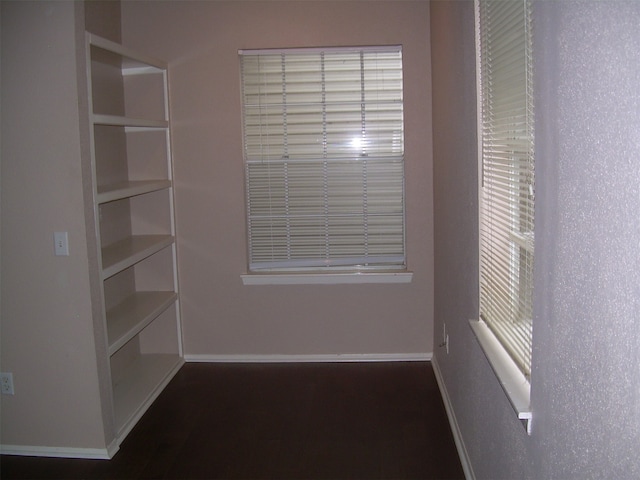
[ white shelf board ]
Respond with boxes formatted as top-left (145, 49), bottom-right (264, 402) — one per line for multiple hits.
top-left (112, 354), bottom-right (184, 439)
top-left (92, 114), bottom-right (167, 129)
top-left (101, 235), bottom-right (174, 279)
top-left (107, 291), bottom-right (178, 356)
top-left (97, 180), bottom-right (171, 204)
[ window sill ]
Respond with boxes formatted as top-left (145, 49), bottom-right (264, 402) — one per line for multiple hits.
top-left (241, 271), bottom-right (413, 285)
top-left (469, 319), bottom-right (532, 435)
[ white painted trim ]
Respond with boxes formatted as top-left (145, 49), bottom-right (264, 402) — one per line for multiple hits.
top-left (241, 271), bottom-right (413, 285)
top-left (239, 45), bottom-right (402, 56)
top-left (469, 319), bottom-right (532, 433)
top-left (184, 353), bottom-right (431, 363)
top-left (432, 356), bottom-right (476, 480)
top-left (0, 441), bottom-right (119, 460)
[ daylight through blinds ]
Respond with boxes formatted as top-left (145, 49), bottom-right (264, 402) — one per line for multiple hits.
top-left (240, 47), bottom-right (405, 271)
top-left (478, 0), bottom-right (535, 377)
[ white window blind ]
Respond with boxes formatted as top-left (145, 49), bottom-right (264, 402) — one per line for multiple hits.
top-left (478, 0), bottom-right (534, 377)
top-left (240, 47), bottom-right (405, 272)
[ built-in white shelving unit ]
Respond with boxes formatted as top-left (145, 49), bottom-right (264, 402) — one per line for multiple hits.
top-left (85, 33), bottom-right (183, 445)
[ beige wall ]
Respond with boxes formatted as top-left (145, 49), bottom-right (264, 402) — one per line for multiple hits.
top-left (0, 0), bottom-right (432, 456)
top-left (0, 1), bottom-right (108, 452)
top-left (122, 1), bottom-right (434, 358)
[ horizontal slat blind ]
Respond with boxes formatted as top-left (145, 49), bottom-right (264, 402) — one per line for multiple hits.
top-left (478, 0), bottom-right (534, 377)
top-left (241, 47), bottom-right (404, 271)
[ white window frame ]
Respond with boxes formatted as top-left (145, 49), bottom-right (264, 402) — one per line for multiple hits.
top-left (239, 46), bottom-right (411, 285)
top-left (472, 0), bottom-right (534, 434)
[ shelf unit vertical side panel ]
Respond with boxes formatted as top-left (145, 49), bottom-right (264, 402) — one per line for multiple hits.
top-left (164, 66), bottom-right (184, 358)
top-left (83, 31), bottom-right (118, 443)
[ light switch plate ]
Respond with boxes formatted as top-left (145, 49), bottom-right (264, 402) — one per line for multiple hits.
top-left (54, 231), bottom-right (69, 256)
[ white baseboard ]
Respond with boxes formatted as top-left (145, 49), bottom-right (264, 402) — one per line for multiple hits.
top-left (432, 355), bottom-right (475, 480)
top-left (0, 440), bottom-right (119, 460)
top-left (184, 353), bottom-right (432, 363)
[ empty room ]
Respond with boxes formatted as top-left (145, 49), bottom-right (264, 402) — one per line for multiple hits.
top-left (2, 1), bottom-right (639, 479)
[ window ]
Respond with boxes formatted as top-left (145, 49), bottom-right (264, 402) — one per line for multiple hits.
top-left (474, 0), bottom-right (534, 428)
top-left (239, 47), bottom-right (405, 276)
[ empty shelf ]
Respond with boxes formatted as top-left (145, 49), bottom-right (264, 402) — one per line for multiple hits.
top-left (101, 235), bottom-right (174, 279)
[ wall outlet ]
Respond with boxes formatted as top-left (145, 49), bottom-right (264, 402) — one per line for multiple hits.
top-left (1, 372), bottom-right (15, 395)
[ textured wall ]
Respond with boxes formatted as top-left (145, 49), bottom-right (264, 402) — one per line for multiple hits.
top-left (121, 1), bottom-right (434, 359)
top-left (531, 1), bottom-right (640, 477)
top-left (432, 1), bottom-right (640, 478)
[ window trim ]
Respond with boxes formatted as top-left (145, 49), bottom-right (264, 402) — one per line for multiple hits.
top-left (239, 45), bottom-right (403, 56)
top-left (241, 270), bottom-right (413, 286)
top-left (474, 0), bottom-right (533, 434)
top-left (469, 319), bottom-right (532, 434)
